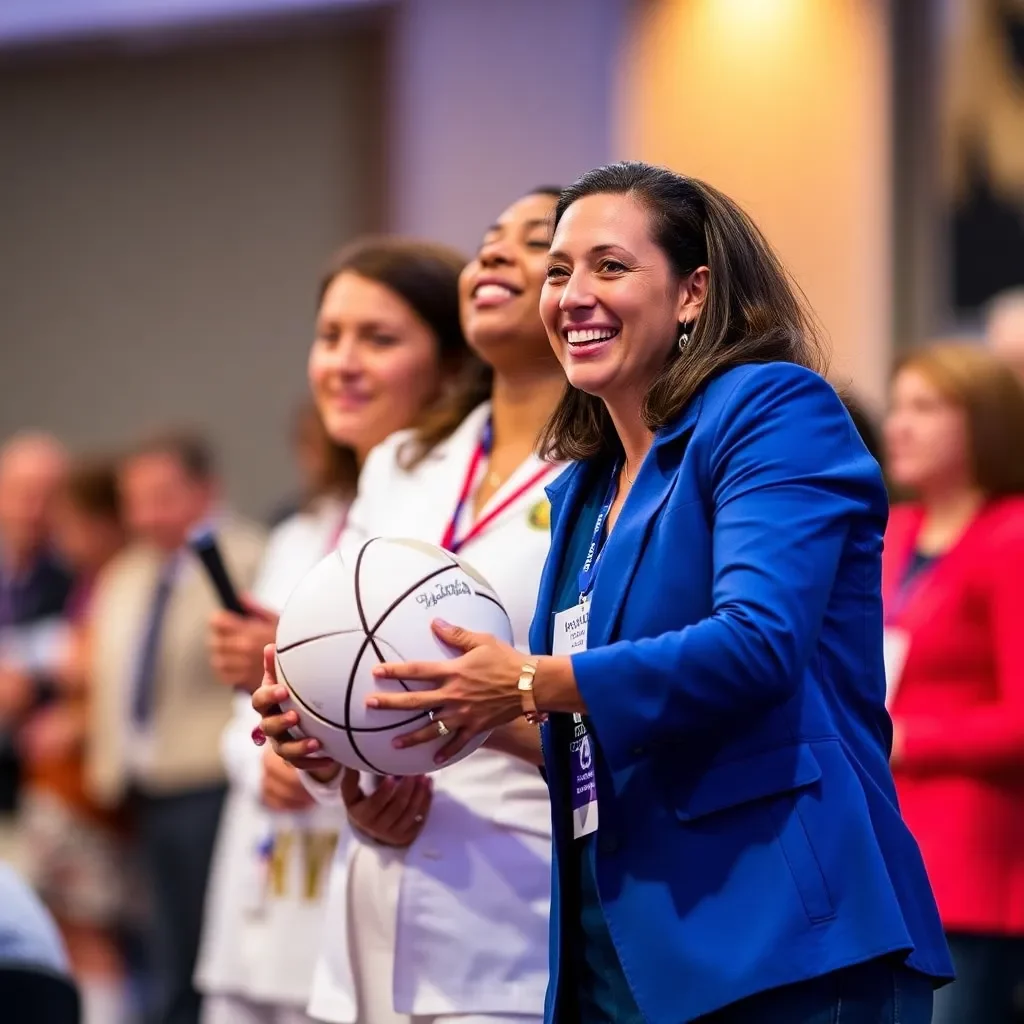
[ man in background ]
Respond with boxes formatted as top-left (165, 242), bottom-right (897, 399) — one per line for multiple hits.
top-left (0, 433), bottom-right (72, 850)
top-left (87, 431), bottom-right (265, 1024)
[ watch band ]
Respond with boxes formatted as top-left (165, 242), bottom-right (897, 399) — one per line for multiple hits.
top-left (517, 660), bottom-right (548, 724)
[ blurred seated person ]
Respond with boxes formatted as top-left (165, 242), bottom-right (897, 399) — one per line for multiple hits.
top-left (18, 459), bottom-right (130, 1024)
top-left (883, 343), bottom-right (1024, 1024)
top-left (0, 860), bottom-right (79, 1023)
top-left (0, 433), bottom-right (72, 824)
top-left (86, 431), bottom-right (265, 1024)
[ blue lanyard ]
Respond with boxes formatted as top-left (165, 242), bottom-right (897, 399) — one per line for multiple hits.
top-left (576, 465), bottom-right (620, 601)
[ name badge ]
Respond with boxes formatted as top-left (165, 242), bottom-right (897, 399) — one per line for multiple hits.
top-left (553, 601), bottom-right (598, 837)
top-left (883, 628), bottom-right (910, 710)
top-left (553, 600), bottom-right (589, 657)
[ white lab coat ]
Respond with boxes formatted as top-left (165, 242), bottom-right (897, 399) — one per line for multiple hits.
top-left (303, 403), bottom-right (557, 1023)
top-left (196, 497), bottom-right (348, 1009)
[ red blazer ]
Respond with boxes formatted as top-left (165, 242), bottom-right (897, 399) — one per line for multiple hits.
top-left (884, 497), bottom-right (1024, 934)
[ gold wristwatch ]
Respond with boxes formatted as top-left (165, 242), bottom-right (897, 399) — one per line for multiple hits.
top-left (517, 660), bottom-right (548, 724)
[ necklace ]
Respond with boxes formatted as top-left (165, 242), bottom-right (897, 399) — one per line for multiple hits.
top-left (622, 460), bottom-right (635, 485)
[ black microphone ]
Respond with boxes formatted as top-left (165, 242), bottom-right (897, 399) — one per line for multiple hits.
top-left (188, 526), bottom-right (292, 746)
top-left (188, 526), bottom-right (247, 616)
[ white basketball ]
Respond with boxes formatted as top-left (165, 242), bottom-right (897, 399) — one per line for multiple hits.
top-left (274, 537), bottom-right (513, 776)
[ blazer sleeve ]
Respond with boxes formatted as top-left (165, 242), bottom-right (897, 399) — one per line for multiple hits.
top-left (898, 526), bottom-right (1024, 774)
top-left (573, 364), bottom-right (882, 772)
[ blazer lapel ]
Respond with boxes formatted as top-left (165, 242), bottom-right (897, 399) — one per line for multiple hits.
top-left (587, 396), bottom-right (704, 649)
top-left (529, 462), bottom-right (589, 656)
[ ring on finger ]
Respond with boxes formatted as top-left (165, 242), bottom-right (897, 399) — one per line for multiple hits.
top-left (434, 718), bottom-right (451, 738)
top-left (413, 813), bottom-right (425, 824)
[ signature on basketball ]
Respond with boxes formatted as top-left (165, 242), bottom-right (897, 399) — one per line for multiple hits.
top-left (416, 579), bottom-right (471, 609)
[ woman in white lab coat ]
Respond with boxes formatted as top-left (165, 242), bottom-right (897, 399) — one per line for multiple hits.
top-left (252, 188), bottom-right (566, 1024)
top-left (195, 237), bottom-right (482, 1024)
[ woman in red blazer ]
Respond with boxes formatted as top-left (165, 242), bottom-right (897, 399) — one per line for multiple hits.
top-left (883, 342), bottom-right (1024, 1024)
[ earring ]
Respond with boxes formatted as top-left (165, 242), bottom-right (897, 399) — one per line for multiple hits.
top-left (677, 329), bottom-right (689, 352)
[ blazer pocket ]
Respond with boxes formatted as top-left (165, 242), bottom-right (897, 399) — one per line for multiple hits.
top-left (673, 742), bottom-right (835, 924)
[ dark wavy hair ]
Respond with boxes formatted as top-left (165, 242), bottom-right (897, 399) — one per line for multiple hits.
top-left (316, 237), bottom-right (490, 484)
top-left (539, 162), bottom-right (827, 462)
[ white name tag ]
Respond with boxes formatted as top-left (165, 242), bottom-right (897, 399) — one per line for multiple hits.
top-left (553, 600), bottom-right (589, 657)
top-left (554, 601), bottom-right (598, 838)
top-left (883, 628), bottom-right (910, 710)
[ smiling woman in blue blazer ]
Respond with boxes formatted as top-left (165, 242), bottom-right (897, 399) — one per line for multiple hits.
top-left (367, 162), bottom-right (953, 1023)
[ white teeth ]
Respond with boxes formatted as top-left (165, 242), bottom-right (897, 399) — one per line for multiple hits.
top-left (475, 283), bottom-right (515, 300)
top-left (566, 328), bottom-right (617, 345)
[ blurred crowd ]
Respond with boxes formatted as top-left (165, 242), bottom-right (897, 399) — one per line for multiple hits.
top-left (1, 230), bottom-right (1023, 1024)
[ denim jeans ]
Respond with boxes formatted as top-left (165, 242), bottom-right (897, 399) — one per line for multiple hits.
top-left (699, 957), bottom-right (934, 1023)
top-left (930, 933), bottom-right (1024, 1024)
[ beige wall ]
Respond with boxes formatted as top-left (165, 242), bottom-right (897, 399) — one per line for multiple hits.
top-left (0, 25), bottom-right (384, 517)
top-left (617, 0), bottom-right (892, 409)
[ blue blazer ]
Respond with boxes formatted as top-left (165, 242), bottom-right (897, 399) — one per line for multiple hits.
top-left (529, 363), bottom-right (952, 1024)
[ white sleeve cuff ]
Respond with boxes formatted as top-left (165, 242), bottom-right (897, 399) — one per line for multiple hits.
top-left (299, 763), bottom-right (345, 806)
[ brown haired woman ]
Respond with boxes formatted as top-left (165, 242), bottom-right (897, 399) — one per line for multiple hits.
top-left (19, 459), bottom-right (129, 1024)
top-left (883, 342), bottom-right (1024, 1024)
top-left (197, 237), bottom-right (481, 1024)
top-left (252, 188), bottom-right (567, 1024)
top-left (355, 163), bottom-right (953, 1023)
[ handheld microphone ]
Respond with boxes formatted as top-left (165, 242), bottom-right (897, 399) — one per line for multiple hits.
top-left (188, 526), bottom-right (283, 747)
top-left (188, 526), bottom-right (247, 616)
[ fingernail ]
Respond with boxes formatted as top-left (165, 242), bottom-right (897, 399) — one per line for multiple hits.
top-left (251, 727), bottom-right (266, 746)
top-left (434, 753), bottom-right (447, 765)
top-left (366, 696), bottom-right (380, 708)
top-left (371, 666), bottom-right (385, 678)
top-left (392, 737), bottom-right (405, 749)
top-left (305, 739), bottom-right (320, 752)
top-left (434, 619), bottom-right (451, 629)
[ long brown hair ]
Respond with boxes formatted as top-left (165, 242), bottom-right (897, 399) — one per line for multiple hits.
top-left (316, 237), bottom-right (490, 486)
top-left (895, 342), bottom-right (1024, 497)
top-left (538, 162), bottom-right (826, 463)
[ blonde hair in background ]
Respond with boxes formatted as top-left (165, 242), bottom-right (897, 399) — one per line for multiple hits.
top-left (895, 342), bottom-right (1024, 496)
top-left (942, 0), bottom-right (1024, 202)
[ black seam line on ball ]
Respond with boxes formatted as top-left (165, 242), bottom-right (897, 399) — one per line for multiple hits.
top-left (283, 668), bottom-right (429, 734)
top-left (345, 539), bottom-right (460, 773)
top-left (277, 655), bottom-right (428, 777)
top-left (276, 627), bottom-right (365, 655)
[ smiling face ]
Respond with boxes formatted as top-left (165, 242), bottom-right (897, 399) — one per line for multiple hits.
top-left (459, 192), bottom-right (558, 372)
top-left (308, 271), bottom-right (444, 461)
top-left (539, 192), bottom-right (707, 409)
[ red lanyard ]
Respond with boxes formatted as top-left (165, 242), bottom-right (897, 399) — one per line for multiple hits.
top-left (440, 420), bottom-right (554, 553)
